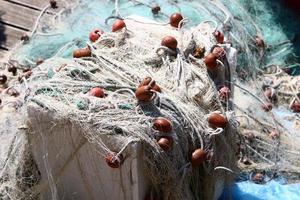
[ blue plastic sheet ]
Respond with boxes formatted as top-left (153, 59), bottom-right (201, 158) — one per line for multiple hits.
top-left (220, 180), bottom-right (300, 200)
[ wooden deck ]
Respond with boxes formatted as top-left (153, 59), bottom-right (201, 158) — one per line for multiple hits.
top-left (0, 0), bottom-right (50, 59)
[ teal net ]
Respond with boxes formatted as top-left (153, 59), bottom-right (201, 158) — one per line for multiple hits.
top-left (10, 0), bottom-right (300, 76)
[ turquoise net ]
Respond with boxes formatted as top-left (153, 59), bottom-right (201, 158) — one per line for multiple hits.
top-left (10, 0), bottom-right (299, 76)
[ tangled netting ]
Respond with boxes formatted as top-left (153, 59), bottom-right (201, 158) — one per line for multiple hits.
top-left (18, 16), bottom-right (240, 200)
top-left (0, 0), bottom-right (300, 199)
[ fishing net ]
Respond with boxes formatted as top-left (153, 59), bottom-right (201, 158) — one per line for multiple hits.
top-left (0, 0), bottom-right (299, 199)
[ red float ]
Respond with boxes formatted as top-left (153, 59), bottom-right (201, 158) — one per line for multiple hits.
top-left (112, 19), bottom-right (126, 32)
top-left (157, 137), bottom-right (173, 151)
top-left (89, 87), bottom-right (105, 98)
top-left (135, 86), bottom-right (154, 101)
top-left (218, 86), bottom-right (231, 101)
top-left (105, 152), bottom-right (124, 168)
top-left (169, 13), bottom-right (183, 28)
top-left (291, 100), bottom-right (300, 112)
top-left (139, 77), bottom-right (161, 93)
top-left (89, 29), bottom-right (103, 42)
top-left (191, 148), bottom-right (206, 167)
top-left (212, 46), bottom-right (225, 58)
top-left (207, 113), bottom-right (227, 129)
top-left (213, 30), bottom-right (224, 44)
top-left (153, 118), bottom-right (172, 133)
top-left (204, 53), bottom-right (218, 71)
top-left (73, 47), bottom-right (92, 58)
top-left (161, 36), bottom-right (178, 50)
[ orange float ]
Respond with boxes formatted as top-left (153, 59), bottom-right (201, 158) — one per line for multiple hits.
top-left (191, 149), bottom-right (206, 167)
top-left (89, 87), bottom-right (105, 98)
top-left (291, 100), bottom-right (300, 112)
top-left (213, 30), bottom-right (224, 44)
top-left (153, 118), bottom-right (172, 133)
top-left (89, 29), bottom-right (104, 42)
top-left (170, 13), bottom-right (183, 28)
top-left (204, 53), bottom-right (218, 71)
top-left (212, 46), bottom-right (225, 58)
top-left (161, 36), bottom-right (178, 50)
top-left (218, 86), bottom-right (231, 101)
top-left (112, 19), bottom-right (126, 32)
top-left (207, 113), bottom-right (227, 129)
top-left (157, 137), bottom-right (173, 151)
top-left (73, 47), bottom-right (92, 58)
top-left (105, 152), bottom-right (124, 168)
top-left (139, 77), bottom-right (161, 93)
top-left (135, 86), bottom-right (154, 101)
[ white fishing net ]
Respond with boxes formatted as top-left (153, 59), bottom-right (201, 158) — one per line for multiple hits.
top-left (0, 0), bottom-right (299, 199)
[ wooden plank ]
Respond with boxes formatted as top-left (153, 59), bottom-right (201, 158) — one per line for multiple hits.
top-left (0, 48), bottom-right (8, 60)
top-left (2, 0), bottom-right (47, 10)
top-left (0, 0), bottom-right (40, 30)
top-left (2, 0), bottom-right (73, 10)
top-left (0, 24), bottom-right (27, 49)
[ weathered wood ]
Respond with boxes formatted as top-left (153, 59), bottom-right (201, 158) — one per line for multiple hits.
top-left (2, 0), bottom-right (47, 10)
top-left (1, 25), bottom-right (27, 49)
top-left (0, 0), bottom-right (40, 30)
top-left (0, 48), bottom-right (8, 59)
top-left (0, 0), bottom-right (72, 56)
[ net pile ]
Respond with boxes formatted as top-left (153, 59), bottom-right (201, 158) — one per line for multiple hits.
top-left (0, 0), bottom-right (299, 199)
top-left (21, 15), bottom-right (238, 199)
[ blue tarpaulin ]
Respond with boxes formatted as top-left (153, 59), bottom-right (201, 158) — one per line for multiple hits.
top-left (220, 180), bottom-right (300, 200)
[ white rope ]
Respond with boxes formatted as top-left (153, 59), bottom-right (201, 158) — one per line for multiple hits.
top-left (31, 5), bottom-right (51, 36)
top-left (214, 166), bottom-right (234, 173)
